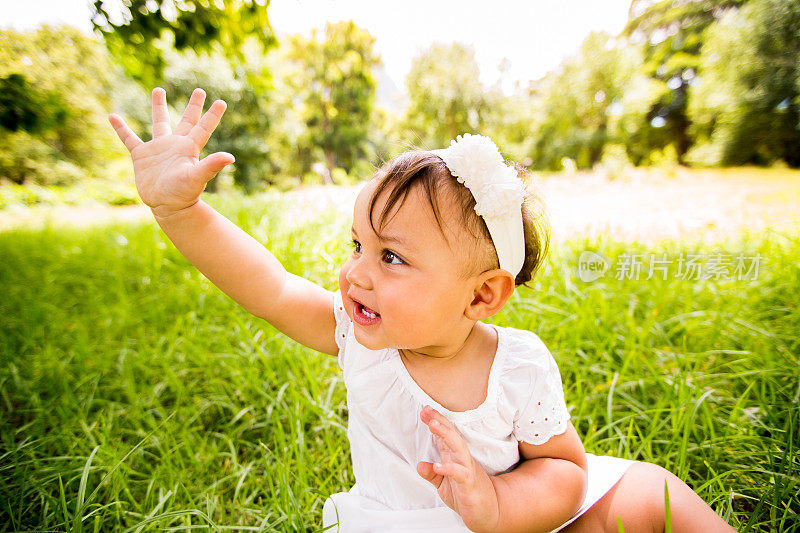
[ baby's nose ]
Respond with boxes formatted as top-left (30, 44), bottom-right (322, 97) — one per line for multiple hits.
top-left (345, 258), bottom-right (372, 289)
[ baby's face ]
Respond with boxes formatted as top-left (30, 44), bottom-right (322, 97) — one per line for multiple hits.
top-left (339, 179), bottom-right (482, 354)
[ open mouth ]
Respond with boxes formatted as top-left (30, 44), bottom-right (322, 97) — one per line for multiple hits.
top-left (353, 300), bottom-right (381, 325)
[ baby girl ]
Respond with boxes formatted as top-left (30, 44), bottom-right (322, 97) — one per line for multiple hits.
top-left (110, 88), bottom-right (736, 532)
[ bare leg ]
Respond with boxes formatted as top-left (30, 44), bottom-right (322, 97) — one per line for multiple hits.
top-left (563, 462), bottom-right (736, 533)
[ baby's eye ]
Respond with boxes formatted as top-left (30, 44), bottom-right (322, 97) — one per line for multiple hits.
top-left (382, 250), bottom-right (404, 265)
top-left (351, 240), bottom-right (362, 254)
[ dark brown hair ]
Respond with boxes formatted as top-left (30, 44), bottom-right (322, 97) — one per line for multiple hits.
top-left (367, 149), bottom-right (550, 287)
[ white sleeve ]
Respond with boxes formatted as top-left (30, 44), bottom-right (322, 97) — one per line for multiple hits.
top-left (510, 336), bottom-right (571, 446)
top-left (332, 290), bottom-right (351, 370)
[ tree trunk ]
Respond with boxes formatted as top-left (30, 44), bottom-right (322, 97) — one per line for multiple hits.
top-left (324, 150), bottom-right (336, 185)
top-left (320, 98), bottom-right (335, 184)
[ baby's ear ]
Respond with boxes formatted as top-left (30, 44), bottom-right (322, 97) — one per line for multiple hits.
top-left (465, 270), bottom-right (515, 320)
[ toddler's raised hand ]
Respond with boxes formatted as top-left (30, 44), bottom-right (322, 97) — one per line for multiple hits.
top-left (109, 87), bottom-right (235, 219)
top-left (417, 405), bottom-right (500, 532)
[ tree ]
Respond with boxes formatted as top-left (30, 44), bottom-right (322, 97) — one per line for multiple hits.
top-left (404, 43), bottom-right (490, 149)
top-left (285, 21), bottom-right (381, 183)
top-left (0, 74), bottom-right (67, 134)
top-left (522, 33), bottom-right (647, 170)
top-left (622, 0), bottom-right (748, 162)
top-left (91, 0), bottom-right (276, 87)
top-left (0, 25), bottom-right (126, 184)
top-left (686, 0), bottom-right (800, 166)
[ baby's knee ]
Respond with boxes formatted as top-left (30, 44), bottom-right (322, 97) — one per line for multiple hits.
top-left (619, 462), bottom-right (735, 532)
top-left (563, 462), bottom-right (669, 532)
top-left (623, 461), bottom-right (711, 526)
top-left (570, 462), bottom-right (728, 533)
top-left (619, 462), bottom-right (671, 520)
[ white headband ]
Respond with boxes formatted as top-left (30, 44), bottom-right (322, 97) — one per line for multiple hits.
top-left (432, 133), bottom-right (526, 278)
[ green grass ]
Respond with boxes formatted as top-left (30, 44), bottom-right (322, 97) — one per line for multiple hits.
top-left (0, 192), bottom-right (797, 531)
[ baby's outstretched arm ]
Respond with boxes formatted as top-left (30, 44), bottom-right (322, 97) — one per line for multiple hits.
top-left (110, 87), bottom-right (337, 356)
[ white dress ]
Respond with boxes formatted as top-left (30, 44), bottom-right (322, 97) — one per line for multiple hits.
top-left (323, 291), bottom-right (634, 532)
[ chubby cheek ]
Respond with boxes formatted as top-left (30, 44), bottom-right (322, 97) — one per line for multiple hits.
top-left (398, 281), bottom-right (461, 334)
top-left (380, 284), bottom-right (420, 329)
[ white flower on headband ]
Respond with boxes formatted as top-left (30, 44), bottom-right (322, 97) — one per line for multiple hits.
top-left (440, 133), bottom-right (525, 219)
top-left (433, 133), bottom-right (526, 277)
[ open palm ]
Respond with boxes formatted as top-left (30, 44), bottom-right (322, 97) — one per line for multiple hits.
top-left (109, 87), bottom-right (234, 219)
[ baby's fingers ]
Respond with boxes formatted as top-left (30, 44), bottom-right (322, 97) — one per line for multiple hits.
top-left (151, 87), bottom-right (172, 138)
top-left (109, 114), bottom-right (143, 152)
top-left (416, 461), bottom-right (443, 488)
top-left (196, 152), bottom-right (235, 184)
top-left (429, 419), bottom-right (468, 457)
top-left (423, 407), bottom-right (470, 459)
top-left (175, 88), bottom-right (206, 136)
top-left (189, 99), bottom-right (227, 149)
top-left (432, 461), bottom-right (471, 485)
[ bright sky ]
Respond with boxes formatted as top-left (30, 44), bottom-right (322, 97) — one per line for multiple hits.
top-left (1, 0), bottom-right (632, 94)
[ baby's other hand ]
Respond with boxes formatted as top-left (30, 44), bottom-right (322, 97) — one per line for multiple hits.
top-left (109, 87), bottom-right (235, 219)
top-left (417, 405), bottom-right (500, 533)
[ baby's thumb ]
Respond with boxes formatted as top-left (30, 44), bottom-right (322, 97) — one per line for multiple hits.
top-left (197, 152), bottom-right (235, 183)
top-left (417, 461), bottom-right (443, 488)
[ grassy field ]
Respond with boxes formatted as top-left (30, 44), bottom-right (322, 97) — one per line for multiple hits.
top-left (0, 191), bottom-right (798, 531)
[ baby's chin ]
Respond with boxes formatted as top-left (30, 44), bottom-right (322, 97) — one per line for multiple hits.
top-left (352, 329), bottom-right (394, 352)
top-left (353, 333), bottom-right (382, 351)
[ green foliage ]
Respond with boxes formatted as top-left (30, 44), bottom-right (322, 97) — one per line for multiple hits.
top-left (0, 171), bottom-right (139, 210)
top-left (624, 0), bottom-right (748, 78)
top-left (0, 131), bottom-right (84, 187)
top-left (687, 0), bottom-right (800, 167)
top-left (606, 72), bottom-right (671, 167)
top-left (285, 21), bottom-right (381, 182)
top-left (404, 42), bottom-right (494, 149)
top-left (522, 33), bottom-right (647, 170)
top-left (4, 0), bottom-right (799, 210)
top-left (0, 25), bottom-right (128, 185)
top-left (259, 43), bottom-right (322, 186)
top-left (502, 0), bottom-right (798, 170)
top-left (622, 0), bottom-right (749, 161)
top-left (91, 0), bottom-right (276, 88)
top-left (0, 74), bottom-right (68, 134)
top-left (486, 0), bottom-right (799, 171)
top-left (150, 20), bottom-right (383, 191)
